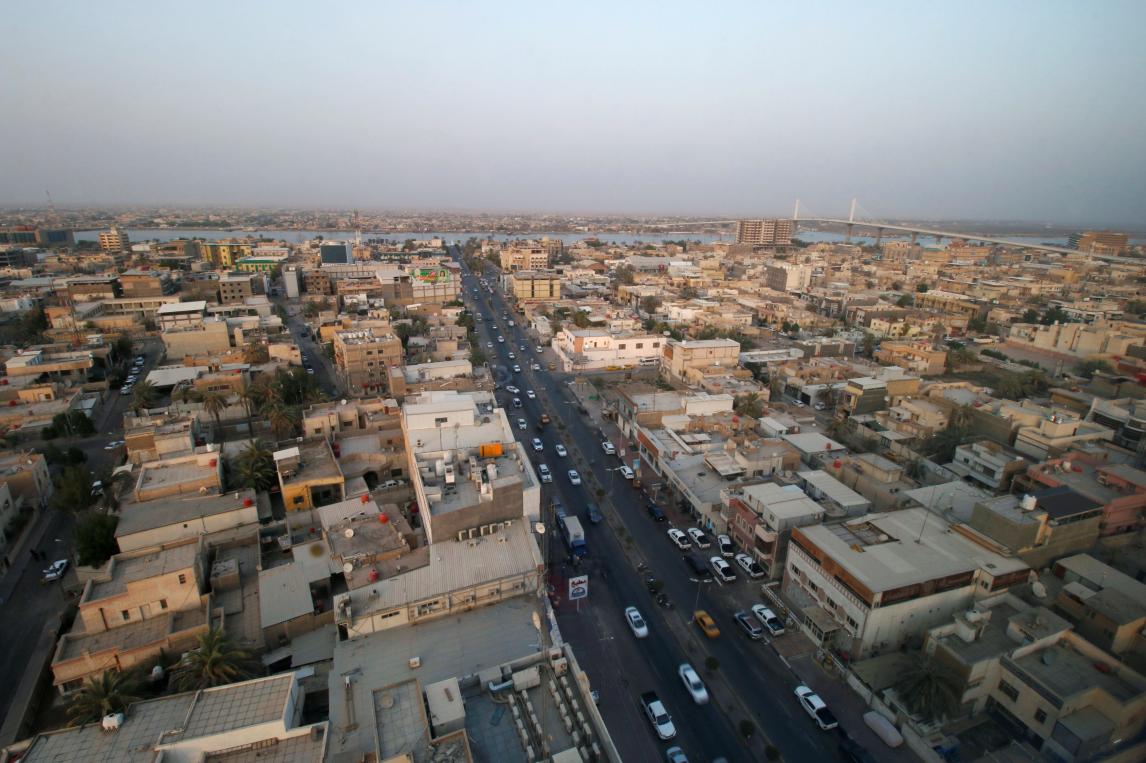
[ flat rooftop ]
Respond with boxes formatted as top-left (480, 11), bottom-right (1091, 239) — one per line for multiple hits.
top-left (58, 603), bottom-right (208, 661)
top-left (799, 470), bottom-right (869, 508)
top-left (418, 448), bottom-right (532, 517)
top-left (158, 299), bottom-right (207, 314)
top-left (797, 508), bottom-right (1027, 593)
top-left (741, 482), bottom-right (824, 521)
top-left (276, 439), bottom-right (343, 485)
top-left (1011, 640), bottom-right (1145, 704)
top-left (86, 541), bottom-right (200, 602)
top-left (136, 457), bottom-right (219, 495)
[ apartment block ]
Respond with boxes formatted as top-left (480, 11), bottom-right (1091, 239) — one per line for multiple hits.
top-left (1013, 411), bottom-right (1113, 461)
top-left (766, 262), bottom-right (812, 292)
top-left (969, 488), bottom-right (1103, 569)
top-left (1052, 554), bottom-right (1146, 659)
top-left (198, 239), bottom-right (253, 268)
top-left (506, 269), bottom-right (561, 302)
top-left (949, 440), bottom-right (1029, 491)
top-left (1070, 230), bottom-right (1130, 255)
top-left (1015, 453), bottom-right (1146, 537)
top-left (1006, 320), bottom-right (1146, 359)
top-left (875, 340), bottom-right (947, 375)
top-left (783, 508), bottom-right (1029, 657)
top-left (499, 243), bottom-right (554, 271)
top-left (661, 337), bottom-right (740, 381)
top-left (1086, 397), bottom-right (1146, 450)
top-left (333, 327), bottom-right (403, 393)
top-left (725, 482), bottom-right (824, 579)
top-left (736, 219), bottom-right (795, 246)
top-left (97, 228), bottom-right (130, 252)
top-left (274, 439), bottom-right (345, 512)
top-left (552, 328), bottom-right (665, 372)
top-left (119, 268), bottom-right (174, 298)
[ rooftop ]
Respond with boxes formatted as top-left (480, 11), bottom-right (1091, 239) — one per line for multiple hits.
top-left (158, 300), bottom-right (207, 314)
top-left (796, 507), bottom-right (1027, 593)
top-left (782, 432), bottom-right (846, 453)
top-left (275, 439), bottom-right (343, 486)
top-left (1011, 639), bottom-right (1145, 704)
top-left (58, 602), bottom-right (208, 661)
top-left (135, 455), bottom-right (221, 497)
top-left (86, 541), bottom-right (200, 602)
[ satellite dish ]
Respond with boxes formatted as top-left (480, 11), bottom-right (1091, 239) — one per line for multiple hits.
top-left (342, 562), bottom-right (354, 574)
top-left (344, 528), bottom-right (355, 538)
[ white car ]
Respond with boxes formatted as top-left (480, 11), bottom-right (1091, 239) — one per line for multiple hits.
top-left (624, 606), bottom-right (649, 638)
top-left (717, 534), bottom-right (735, 557)
top-left (710, 556), bottom-right (736, 583)
top-left (537, 464), bottom-right (552, 483)
top-left (512, 365), bottom-right (522, 373)
top-left (497, 336), bottom-right (505, 343)
top-left (526, 389), bottom-right (536, 399)
top-left (506, 385), bottom-right (520, 394)
top-left (103, 440), bottom-right (124, 450)
top-left (794, 685), bottom-right (838, 730)
top-left (619, 465), bottom-right (635, 480)
top-left (531, 363), bottom-right (541, 371)
top-left (678, 663), bottom-right (709, 704)
top-left (751, 604), bottom-right (786, 636)
top-left (567, 470), bottom-right (581, 485)
top-left (601, 442), bottom-right (616, 455)
top-left (517, 418), bottom-right (527, 430)
top-left (531, 438), bottom-right (544, 452)
top-left (41, 559), bottom-right (69, 582)
top-left (486, 341), bottom-right (493, 348)
top-left (735, 553), bottom-right (766, 579)
top-left (667, 528), bottom-right (692, 550)
top-left (520, 345), bottom-right (527, 351)
top-left (507, 352), bottom-right (516, 360)
top-left (554, 444), bottom-right (568, 457)
top-left (687, 528), bottom-right (711, 549)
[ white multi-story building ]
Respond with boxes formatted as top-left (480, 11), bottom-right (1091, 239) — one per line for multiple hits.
top-left (551, 328), bottom-right (665, 372)
top-left (766, 263), bottom-right (812, 292)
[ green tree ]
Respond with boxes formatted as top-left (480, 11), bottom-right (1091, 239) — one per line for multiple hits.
top-left (1075, 359), bottom-right (1114, 379)
top-left (916, 283), bottom-right (930, 293)
top-left (73, 511), bottom-right (119, 566)
top-left (170, 628), bottom-right (257, 691)
top-left (733, 392), bottom-right (765, 419)
top-left (679, 285), bottom-right (699, 299)
top-left (896, 294), bottom-right (915, 308)
top-left (572, 311), bottom-right (592, 328)
top-left (302, 301), bottom-right (321, 318)
top-left (202, 391), bottom-right (228, 442)
top-left (131, 380), bottom-right (157, 413)
top-left (1041, 306), bottom-right (1070, 325)
top-left (948, 346), bottom-right (977, 369)
top-left (114, 335), bottom-right (134, 362)
top-left (242, 342), bottom-right (269, 364)
top-left (861, 332), bottom-right (878, 358)
top-left (639, 295), bottom-right (662, 315)
top-left (53, 465), bottom-right (94, 513)
top-left (234, 440), bottom-right (275, 492)
top-left (66, 669), bottom-right (141, 726)
top-left (896, 655), bottom-right (963, 723)
top-left (265, 404), bottom-right (297, 440)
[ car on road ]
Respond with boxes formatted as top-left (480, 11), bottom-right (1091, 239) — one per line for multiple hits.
top-left (717, 534), bottom-right (735, 557)
top-left (586, 501), bottom-right (603, 524)
top-left (734, 611), bottom-right (765, 640)
top-left (618, 465), bottom-right (635, 480)
top-left (526, 389), bottom-right (536, 399)
top-left (641, 692), bottom-right (677, 740)
top-left (665, 746), bottom-right (688, 763)
top-left (512, 365), bottom-right (522, 373)
top-left (677, 663), bottom-right (709, 704)
top-left (537, 464), bottom-right (552, 483)
top-left (710, 556), bottom-right (736, 583)
top-left (667, 528), bottom-right (692, 550)
top-left (486, 341), bottom-right (493, 348)
top-left (735, 553), bottom-right (766, 579)
top-left (531, 363), bottom-right (541, 371)
top-left (601, 441), bottom-right (616, 455)
top-left (693, 610), bottom-right (720, 638)
top-left (506, 385), bottom-right (520, 394)
top-left (684, 553), bottom-right (711, 577)
top-left (91, 480), bottom-right (104, 497)
top-left (567, 469), bottom-right (581, 485)
top-left (624, 606), bottom-right (649, 638)
top-left (497, 336), bottom-right (504, 343)
top-left (794, 685), bottom-right (838, 730)
top-left (103, 440), bottom-right (124, 450)
top-left (41, 559), bottom-right (68, 583)
top-left (646, 502), bottom-right (666, 521)
top-left (512, 397), bottom-right (522, 408)
top-left (306, 367), bottom-right (315, 375)
top-left (751, 604), bottom-right (786, 636)
top-left (517, 417), bottom-right (527, 430)
top-left (520, 344), bottom-right (526, 351)
top-left (507, 352), bottom-right (515, 360)
top-left (554, 443), bottom-right (567, 457)
top-left (531, 437), bottom-right (544, 452)
top-left (686, 528), bottom-right (711, 548)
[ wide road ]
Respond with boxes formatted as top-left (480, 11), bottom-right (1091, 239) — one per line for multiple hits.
top-left (453, 247), bottom-right (849, 762)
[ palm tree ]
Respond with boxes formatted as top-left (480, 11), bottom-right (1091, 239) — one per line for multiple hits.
top-left (94, 468), bottom-right (135, 512)
top-left (237, 383), bottom-right (257, 435)
top-left (949, 404), bottom-right (975, 433)
top-left (202, 391), bottom-right (227, 442)
top-left (66, 669), bottom-right (141, 726)
top-left (265, 404), bottom-right (297, 440)
top-left (131, 380), bottom-right (157, 413)
top-left (170, 627), bottom-right (256, 691)
top-left (896, 654), bottom-right (963, 724)
top-left (235, 440), bottom-right (275, 492)
top-left (734, 392), bottom-right (764, 419)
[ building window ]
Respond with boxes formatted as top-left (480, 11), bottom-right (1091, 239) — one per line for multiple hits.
top-left (1034, 708), bottom-right (1047, 724)
top-left (178, 574), bottom-right (187, 585)
top-left (121, 610), bottom-right (130, 621)
top-left (635, 343), bottom-right (643, 349)
top-left (997, 679), bottom-right (1020, 702)
top-left (159, 599), bottom-right (168, 610)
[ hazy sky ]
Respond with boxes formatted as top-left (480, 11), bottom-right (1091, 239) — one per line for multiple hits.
top-left (3, 1), bottom-right (1145, 224)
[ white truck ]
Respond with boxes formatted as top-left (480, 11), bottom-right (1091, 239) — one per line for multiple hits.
top-left (640, 691), bottom-right (676, 740)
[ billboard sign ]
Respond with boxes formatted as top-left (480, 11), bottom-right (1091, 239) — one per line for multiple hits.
top-left (568, 575), bottom-right (589, 601)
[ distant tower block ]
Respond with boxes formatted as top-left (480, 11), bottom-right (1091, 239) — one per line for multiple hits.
top-left (735, 219), bottom-right (794, 246)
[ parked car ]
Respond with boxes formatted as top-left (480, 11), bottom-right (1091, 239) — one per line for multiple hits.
top-left (665, 747), bottom-right (689, 763)
top-left (619, 465), bottom-right (635, 480)
top-left (734, 611), bottom-right (764, 640)
top-left (751, 604), bottom-right (786, 636)
top-left (601, 441), bottom-right (616, 455)
top-left (526, 389), bottom-right (536, 399)
top-left (667, 528), bottom-right (692, 550)
top-left (555, 444), bottom-right (568, 457)
top-left (512, 397), bottom-right (523, 408)
top-left (735, 553), bottom-right (765, 579)
top-left (693, 610), bottom-right (720, 638)
top-left (687, 528), bottom-right (711, 548)
top-left (684, 553), bottom-right (711, 578)
top-left (585, 502), bottom-right (603, 524)
top-left (506, 385), bottom-right (520, 394)
top-left (507, 352), bottom-right (516, 360)
top-left (567, 470), bottom-right (581, 485)
top-left (512, 365), bottom-right (522, 373)
top-left (710, 556), bottom-right (736, 583)
top-left (677, 663), bottom-right (709, 704)
top-left (717, 534), bottom-right (735, 557)
top-left (517, 417), bottom-right (527, 430)
top-left (41, 559), bottom-right (68, 583)
top-left (795, 686), bottom-right (838, 730)
top-left (531, 437), bottom-right (544, 452)
top-left (537, 464), bottom-right (552, 483)
top-left (624, 606), bottom-right (649, 638)
top-left (646, 503), bottom-right (666, 522)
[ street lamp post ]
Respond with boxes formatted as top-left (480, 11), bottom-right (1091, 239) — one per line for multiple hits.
top-left (689, 577), bottom-right (713, 613)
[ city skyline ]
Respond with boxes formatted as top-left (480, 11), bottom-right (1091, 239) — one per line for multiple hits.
top-left (3, 1), bottom-right (1145, 225)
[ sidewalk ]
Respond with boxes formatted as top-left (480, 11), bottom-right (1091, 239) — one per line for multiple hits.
top-left (0, 507), bottom-right (55, 602)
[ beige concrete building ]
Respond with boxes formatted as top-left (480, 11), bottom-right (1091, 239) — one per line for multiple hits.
top-left (274, 440), bottom-right (345, 512)
top-left (333, 327), bottom-right (403, 394)
top-left (661, 337), bottom-right (740, 381)
top-left (506, 269), bottom-right (561, 302)
top-left (133, 451), bottom-right (225, 502)
top-left (499, 241), bottom-right (557, 271)
top-left (552, 328), bottom-right (665, 372)
top-left (765, 262), bottom-right (812, 292)
top-left (875, 340), bottom-right (948, 375)
top-left (736, 219), bottom-right (795, 246)
top-left (162, 318), bottom-right (232, 357)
